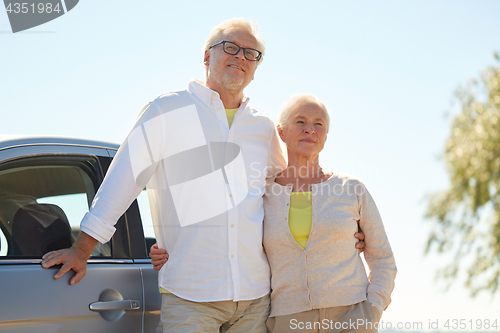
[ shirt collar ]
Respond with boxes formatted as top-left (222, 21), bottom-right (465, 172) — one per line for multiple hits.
top-left (188, 79), bottom-right (250, 109)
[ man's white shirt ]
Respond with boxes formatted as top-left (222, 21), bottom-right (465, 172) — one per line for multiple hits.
top-left (81, 79), bottom-right (286, 302)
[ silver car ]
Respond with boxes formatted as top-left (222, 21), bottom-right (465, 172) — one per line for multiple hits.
top-left (0, 135), bottom-right (162, 333)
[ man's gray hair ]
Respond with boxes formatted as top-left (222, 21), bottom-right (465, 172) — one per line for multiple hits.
top-left (204, 18), bottom-right (266, 64)
top-left (277, 94), bottom-right (331, 133)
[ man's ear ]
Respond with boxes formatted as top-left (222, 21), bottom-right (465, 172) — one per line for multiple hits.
top-left (204, 50), bottom-right (210, 66)
top-left (277, 124), bottom-right (285, 143)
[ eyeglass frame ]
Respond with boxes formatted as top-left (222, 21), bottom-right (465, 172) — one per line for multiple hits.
top-left (209, 40), bottom-right (263, 61)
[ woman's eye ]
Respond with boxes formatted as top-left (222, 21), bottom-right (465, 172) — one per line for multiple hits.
top-left (315, 123), bottom-right (323, 126)
top-left (297, 120), bottom-right (304, 124)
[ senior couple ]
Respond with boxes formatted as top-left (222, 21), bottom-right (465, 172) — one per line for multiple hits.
top-left (42, 18), bottom-right (396, 333)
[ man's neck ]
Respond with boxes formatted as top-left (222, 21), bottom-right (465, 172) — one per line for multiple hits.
top-left (205, 81), bottom-right (245, 109)
top-left (218, 90), bottom-right (244, 109)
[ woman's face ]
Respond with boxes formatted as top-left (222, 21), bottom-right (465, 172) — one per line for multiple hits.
top-left (278, 102), bottom-right (328, 159)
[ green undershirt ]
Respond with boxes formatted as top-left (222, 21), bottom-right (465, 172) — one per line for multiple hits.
top-left (225, 108), bottom-right (238, 128)
top-left (288, 192), bottom-right (313, 249)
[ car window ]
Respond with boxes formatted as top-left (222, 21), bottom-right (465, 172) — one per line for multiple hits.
top-left (137, 189), bottom-right (156, 251)
top-left (0, 156), bottom-right (111, 258)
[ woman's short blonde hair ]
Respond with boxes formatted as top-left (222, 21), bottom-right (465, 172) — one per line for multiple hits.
top-left (203, 18), bottom-right (266, 64)
top-left (277, 94), bottom-right (331, 132)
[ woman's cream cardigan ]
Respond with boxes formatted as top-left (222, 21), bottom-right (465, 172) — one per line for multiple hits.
top-left (263, 174), bottom-right (397, 317)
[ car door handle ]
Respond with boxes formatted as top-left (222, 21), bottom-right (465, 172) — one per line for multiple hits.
top-left (89, 300), bottom-right (141, 311)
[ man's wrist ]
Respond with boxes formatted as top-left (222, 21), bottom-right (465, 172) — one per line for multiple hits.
top-left (73, 231), bottom-right (99, 257)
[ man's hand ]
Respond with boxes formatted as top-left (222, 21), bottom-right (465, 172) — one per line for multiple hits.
top-left (149, 231), bottom-right (360, 271)
top-left (355, 231), bottom-right (365, 254)
top-left (41, 232), bottom-right (97, 285)
top-left (150, 243), bottom-right (168, 271)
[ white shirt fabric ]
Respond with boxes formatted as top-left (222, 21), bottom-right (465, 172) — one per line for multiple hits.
top-left (81, 79), bottom-right (286, 302)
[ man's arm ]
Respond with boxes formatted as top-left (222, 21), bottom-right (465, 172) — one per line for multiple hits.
top-left (41, 101), bottom-right (162, 284)
top-left (355, 230), bottom-right (365, 254)
top-left (149, 231), bottom-right (365, 272)
top-left (266, 124), bottom-right (287, 178)
top-left (150, 243), bottom-right (168, 271)
top-left (41, 232), bottom-right (98, 285)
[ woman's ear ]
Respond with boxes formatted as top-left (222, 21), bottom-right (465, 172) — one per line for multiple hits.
top-left (277, 124), bottom-right (285, 143)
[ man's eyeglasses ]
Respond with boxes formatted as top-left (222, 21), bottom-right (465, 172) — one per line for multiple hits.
top-left (209, 41), bottom-right (262, 61)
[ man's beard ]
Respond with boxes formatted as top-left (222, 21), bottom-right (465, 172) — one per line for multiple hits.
top-left (219, 72), bottom-right (245, 91)
top-left (209, 63), bottom-right (247, 92)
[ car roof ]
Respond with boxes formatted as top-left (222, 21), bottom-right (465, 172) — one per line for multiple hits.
top-left (0, 135), bottom-right (120, 151)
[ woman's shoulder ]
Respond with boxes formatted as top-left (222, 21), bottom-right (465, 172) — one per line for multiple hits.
top-left (327, 172), bottom-right (365, 185)
top-left (273, 172), bottom-right (289, 186)
top-left (319, 172), bottom-right (368, 198)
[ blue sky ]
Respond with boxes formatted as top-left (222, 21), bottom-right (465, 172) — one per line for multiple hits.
top-left (2, 1), bottom-right (500, 330)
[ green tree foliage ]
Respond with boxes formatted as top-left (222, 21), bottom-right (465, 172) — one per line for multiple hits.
top-left (426, 54), bottom-right (500, 296)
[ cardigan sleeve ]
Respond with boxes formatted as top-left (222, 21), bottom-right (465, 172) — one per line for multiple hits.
top-left (357, 183), bottom-right (397, 313)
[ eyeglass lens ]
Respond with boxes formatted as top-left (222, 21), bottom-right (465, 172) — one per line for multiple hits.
top-left (223, 42), bottom-right (259, 61)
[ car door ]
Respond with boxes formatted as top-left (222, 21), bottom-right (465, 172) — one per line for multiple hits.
top-left (106, 148), bottom-right (163, 333)
top-left (0, 143), bottom-right (144, 333)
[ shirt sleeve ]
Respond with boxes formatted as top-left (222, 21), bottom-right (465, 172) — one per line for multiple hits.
top-left (81, 102), bottom-right (162, 243)
top-left (357, 184), bottom-right (397, 313)
top-left (266, 125), bottom-right (287, 178)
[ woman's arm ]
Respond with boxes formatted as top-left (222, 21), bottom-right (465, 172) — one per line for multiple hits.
top-left (358, 184), bottom-right (397, 314)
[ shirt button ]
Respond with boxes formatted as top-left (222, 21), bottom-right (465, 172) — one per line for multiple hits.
top-left (231, 224), bottom-right (234, 228)
top-left (231, 255), bottom-right (234, 258)
top-left (218, 107), bottom-right (221, 111)
top-left (227, 166), bottom-right (230, 169)
top-left (229, 194), bottom-right (233, 198)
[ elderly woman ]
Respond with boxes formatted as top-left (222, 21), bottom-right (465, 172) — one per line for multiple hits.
top-left (150, 94), bottom-right (394, 332)
top-left (263, 94), bottom-right (396, 333)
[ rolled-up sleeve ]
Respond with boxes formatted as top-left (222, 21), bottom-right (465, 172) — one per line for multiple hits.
top-left (81, 102), bottom-right (162, 243)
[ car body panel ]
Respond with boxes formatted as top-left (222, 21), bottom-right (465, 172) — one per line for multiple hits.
top-left (0, 262), bottom-right (143, 333)
top-left (0, 136), bottom-right (161, 333)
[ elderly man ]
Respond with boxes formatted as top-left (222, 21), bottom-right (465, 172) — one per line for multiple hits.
top-left (42, 18), bottom-right (364, 332)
